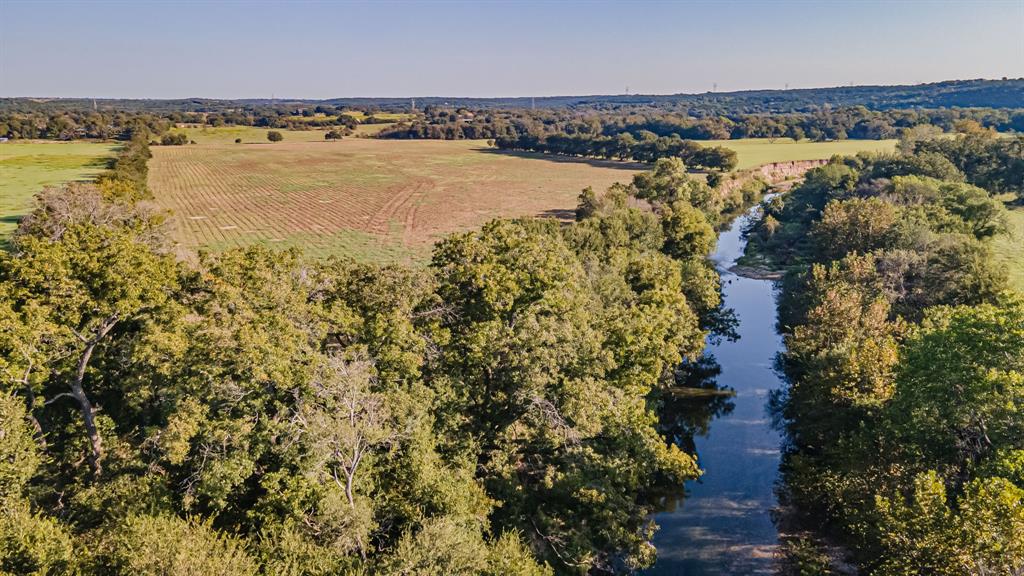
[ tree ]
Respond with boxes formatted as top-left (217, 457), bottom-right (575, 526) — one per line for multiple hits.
top-left (886, 299), bottom-right (1024, 478)
top-left (431, 219), bottom-right (700, 571)
top-left (267, 131), bottom-right (283, 142)
top-left (575, 187), bottom-right (599, 221)
top-left (811, 198), bottom-right (900, 261)
top-left (659, 200), bottom-right (716, 259)
top-left (1, 223), bottom-right (178, 476)
top-left (292, 354), bottom-right (399, 558)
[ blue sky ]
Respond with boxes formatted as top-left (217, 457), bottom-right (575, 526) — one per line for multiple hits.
top-left (1, 0), bottom-right (1022, 98)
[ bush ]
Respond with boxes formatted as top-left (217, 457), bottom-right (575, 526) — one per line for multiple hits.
top-left (160, 133), bottom-right (189, 146)
top-left (267, 131), bottom-right (283, 142)
top-left (234, 138), bottom-right (242, 144)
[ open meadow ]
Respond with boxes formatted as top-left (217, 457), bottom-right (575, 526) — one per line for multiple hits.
top-left (708, 137), bottom-right (898, 169)
top-left (0, 141), bottom-right (118, 244)
top-left (149, 137), bottom-right (642, 261)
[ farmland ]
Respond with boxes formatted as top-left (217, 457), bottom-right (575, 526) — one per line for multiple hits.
top-left (0, 140), bottom-right (118, 244)
top-left (149, 138), bottom-right (642, 262)
top-left (707, 137), bottom-right (898, 169)
top-left (148, 132), bottom-right (909, 261)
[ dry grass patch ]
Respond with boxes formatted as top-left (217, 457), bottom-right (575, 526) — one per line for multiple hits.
top-left (149, 139), bottom-right (642, 262)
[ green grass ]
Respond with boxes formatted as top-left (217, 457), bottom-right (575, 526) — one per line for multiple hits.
top-left (994, 205), bottom-right (1024, 293)
top-left (707, 138), bottom-right (898, 170)
top-left (0, 141), bottom-right (118, 243)
top-left (342, 111), bottom-right (413, 122)
top-left (166, 126), bottom-right (331, 145)
top-left (205, 227), bottom-right (424, 264)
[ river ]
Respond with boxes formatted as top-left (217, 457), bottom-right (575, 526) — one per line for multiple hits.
top-left (646, 199), bottom-right (785, 575)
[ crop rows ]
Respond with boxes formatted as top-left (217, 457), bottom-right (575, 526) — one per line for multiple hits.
top-left (149, 139), bottom-right (641, 261)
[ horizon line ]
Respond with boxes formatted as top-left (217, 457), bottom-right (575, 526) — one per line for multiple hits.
top-left (3, 77), bottom-right (1022, 103)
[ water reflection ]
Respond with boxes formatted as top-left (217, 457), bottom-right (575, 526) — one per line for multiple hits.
top-left (645, 199), bottom-right (785, 575)
top-left (657, 355), bottom-right (735, 463)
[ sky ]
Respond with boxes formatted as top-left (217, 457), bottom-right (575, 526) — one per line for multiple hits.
top-left (1, 0), bottom-right (1022, 99)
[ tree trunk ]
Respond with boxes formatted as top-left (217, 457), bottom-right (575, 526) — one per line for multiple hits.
top-left (70, 315), bottom-right (118, 477)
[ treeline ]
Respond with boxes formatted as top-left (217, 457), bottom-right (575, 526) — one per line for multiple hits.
top-left (5, 98), bottom-right (1023, 145)
top-left (376, 105), bottom-right (1024, 144)
top-left (0, 109), bottom-right (171, 140)
top-left (6, 78), bottom-right (1021, 113)
top-left (0, 106), bottom-right (361, 141)
top-left (0, 151), bottom-right (764, 573)
top-left (743, 131), bottom-right (1024, 573)
top-left (95, 129), bottom-right (153, 201)
top-left (494, 133), bottom-right (739, 171)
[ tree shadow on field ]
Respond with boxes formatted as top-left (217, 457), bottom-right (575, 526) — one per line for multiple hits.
top-left (537, 208), bottom-right (576, 222)
top-left (475, 147), bottom-right (649, 171)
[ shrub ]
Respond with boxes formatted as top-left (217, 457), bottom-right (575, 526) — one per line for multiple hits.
top-left (267, 131), bottom-right (283, 142)
top-left (160, 133), bottom-right (189, 146)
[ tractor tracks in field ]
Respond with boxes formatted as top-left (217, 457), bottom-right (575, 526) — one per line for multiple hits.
top-left (366, 177), bottom-right (431, 245)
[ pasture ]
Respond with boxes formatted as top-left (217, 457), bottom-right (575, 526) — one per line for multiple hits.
top-left (149, 138), bottom-right (641, 262)
top-left (0, 141), bottom-right (118, 244)
top-left (709, 138), bottom-right (898, 170)
top-left (169, 123), bottom-right (399, 140)
top-left (994, 204), bottom-right (1024, 292)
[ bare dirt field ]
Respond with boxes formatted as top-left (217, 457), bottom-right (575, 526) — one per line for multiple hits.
top-left (149, 138), bottom-right (642, 262)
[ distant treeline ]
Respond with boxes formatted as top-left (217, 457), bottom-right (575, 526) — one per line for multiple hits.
top-left (0, 109), bottom-right (171, 140)
top-left (5, 78), bottom-right (1022, 112)
top-left (4, 93), bottom-right (1023, 143)
top-left (0, 105), bottom-right (362, 140)
top-left (494, 133), bottom-right (739, 171)
top-left (377, 105), bottom-right (1024, 143)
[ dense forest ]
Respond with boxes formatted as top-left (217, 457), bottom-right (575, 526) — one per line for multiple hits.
top-left (740, 129), bottom-right (1024, 573)
top-left (0, 125), bottom-right (779, 573)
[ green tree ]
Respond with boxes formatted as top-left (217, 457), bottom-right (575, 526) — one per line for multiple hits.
top-left (660, 200), bottom-right (716, 259)
top-left (1, 223), bottom-right (178, 476)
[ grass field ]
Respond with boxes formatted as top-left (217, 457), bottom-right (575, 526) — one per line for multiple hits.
top-left (170, 124), bottom-right (399, 140)
top-left (341, 111), bottom-right (413, 122)
top-left (149, 138), bottom-right (641, 262)
top-left (167, 126), bottom-right (332, 145)
top-left (994, 204), bottom-right (1024, 292)
top-left (0, 141), bottom-right (118, 244)
top-left (149, 130), bottom-right (909, 262)
top-left (709, 138), bottom-right (898, 170)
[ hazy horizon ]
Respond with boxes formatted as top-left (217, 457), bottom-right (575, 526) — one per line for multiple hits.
top-left (3, 75), bottom-right (1023, 102)
top-left (2, 0), bottom-right (1023, 100)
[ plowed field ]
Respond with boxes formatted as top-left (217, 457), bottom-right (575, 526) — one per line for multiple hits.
top-left (149, 138), bottom-right (642, 262)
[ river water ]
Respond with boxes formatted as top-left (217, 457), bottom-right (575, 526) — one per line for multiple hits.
top-left (646, 200), bottom-right (784, 575)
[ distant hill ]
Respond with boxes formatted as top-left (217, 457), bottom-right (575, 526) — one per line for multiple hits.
top-left (3, 78), bottom-right (1022, 113)
top-left (320, 79), bottom-right (1024, 112)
